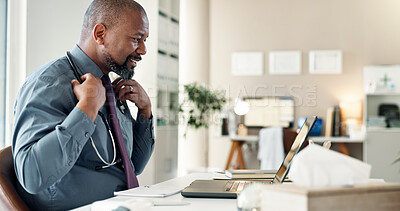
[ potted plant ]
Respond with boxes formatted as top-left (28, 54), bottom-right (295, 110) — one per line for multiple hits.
top-left (180, 82), bottom-right (227, 135)
top-left (179, 82), bottom-right (227, 167)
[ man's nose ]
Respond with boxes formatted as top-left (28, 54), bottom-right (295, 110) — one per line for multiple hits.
top-left (136, 41), bottom-right (147, 55)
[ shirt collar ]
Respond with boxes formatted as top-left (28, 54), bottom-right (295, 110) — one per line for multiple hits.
top-left (69, 44), bottom-right (105, 78)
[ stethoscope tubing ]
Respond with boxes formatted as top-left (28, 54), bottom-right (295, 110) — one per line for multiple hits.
top-left (66, 51), bottom-right (117, 169)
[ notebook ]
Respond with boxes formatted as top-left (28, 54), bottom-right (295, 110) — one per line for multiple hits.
top-left (181, 116), bottom-right (317, 198)
top-left (224, 169), bottom-right (276, 179)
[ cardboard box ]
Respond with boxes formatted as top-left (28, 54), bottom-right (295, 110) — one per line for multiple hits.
top-left (261, 182), bottom-right (400, 211)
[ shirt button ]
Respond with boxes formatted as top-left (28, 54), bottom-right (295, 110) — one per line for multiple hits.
top-left (85, 132), bottom-right (89, 138)
top-left (68, 161), bottom-right (73, 166)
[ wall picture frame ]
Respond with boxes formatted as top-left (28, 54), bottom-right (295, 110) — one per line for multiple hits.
top-left (309, 50), bottom-right (342, 74)
top-left (232, 52), bottom-right (264, 76)
top-left (269, 51), bottom-right (301, 75)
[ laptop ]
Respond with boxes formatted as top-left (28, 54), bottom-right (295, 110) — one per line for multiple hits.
top-left (181, 116), bottom-right (318, 198)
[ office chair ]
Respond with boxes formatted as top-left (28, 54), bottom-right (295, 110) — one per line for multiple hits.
top-left (0, 146), bottom-right (29, 211)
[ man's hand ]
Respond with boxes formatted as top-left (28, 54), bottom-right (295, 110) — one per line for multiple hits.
top-left (112, 77), bottom-right (152, 119)
top-left (71, 73), bottom-right (105, 121)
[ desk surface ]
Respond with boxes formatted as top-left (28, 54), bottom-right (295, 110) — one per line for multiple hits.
top-left (72, 173), bottom-right (237, 211)
top-left (309, 136), bottom-right (364, 143)
top-left (226, 135), bottom-right (365, 143)
top-left (229, 135), bottom-right (258, 142)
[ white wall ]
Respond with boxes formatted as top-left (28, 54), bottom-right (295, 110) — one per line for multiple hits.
top-left (209, 0), bottom-right (400, 126)
top-left (6, 0), bottom-right (93, 146)
top-left (5, 0), bottom-right (27, 146)
top-left (206, 0), bottom-right (400, 170)
top-left (0, 0), bottom-right (7, 148)
top-left (178, 0), bottom-right (210, 174)
top-left (26, 0), bottom-right (92, 74)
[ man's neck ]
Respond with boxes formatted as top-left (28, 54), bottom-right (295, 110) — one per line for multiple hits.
top-left (76, 41), bottom-right (109, 75)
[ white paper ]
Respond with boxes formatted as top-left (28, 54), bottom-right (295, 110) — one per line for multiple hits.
top-left (212, 171), bottom-right (231, 180)
top-left (288, 144), bottom-right (371, 187)
top-left (91, 197), bottom-right (151, 211)
top-left (114, 186), bottom-right (183, 198)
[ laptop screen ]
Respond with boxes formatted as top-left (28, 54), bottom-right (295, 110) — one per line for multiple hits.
top-left (272, 116), bottom-right (318, 183)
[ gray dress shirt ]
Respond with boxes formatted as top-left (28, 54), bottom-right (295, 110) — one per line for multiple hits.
top-left (12, 45), bottom-right (155, 210)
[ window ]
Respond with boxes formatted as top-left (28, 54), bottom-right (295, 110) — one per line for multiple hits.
top-left (0, 0), bottom-right (7, 148)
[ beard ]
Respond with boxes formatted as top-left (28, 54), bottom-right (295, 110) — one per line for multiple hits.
top-left (105, 55), bottom-right (135, 81)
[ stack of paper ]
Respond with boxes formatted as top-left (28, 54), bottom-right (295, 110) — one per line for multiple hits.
top-left (91, 198), bottom-right (151, 211)
top-left (225, 169), bottom-right (276, 179)
top-left (114, 186), bottom-right (183, 198)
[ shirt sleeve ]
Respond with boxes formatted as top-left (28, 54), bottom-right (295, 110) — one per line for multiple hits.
top-left (131, 111), bottom-right (155, 175)
top-left (12, 76), bottom-right (96, 194)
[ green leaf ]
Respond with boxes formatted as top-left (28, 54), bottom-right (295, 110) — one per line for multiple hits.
top-left (179, 82), bottom-right (226, 132)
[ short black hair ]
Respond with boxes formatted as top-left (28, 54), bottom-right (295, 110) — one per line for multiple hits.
top-left (81, 0), bottom-right (146, 38)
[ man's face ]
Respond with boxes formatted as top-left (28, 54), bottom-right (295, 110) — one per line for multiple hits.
top-left (101, 10), bottom-right (149, 80)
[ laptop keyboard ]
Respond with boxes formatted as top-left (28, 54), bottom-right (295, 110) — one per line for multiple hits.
top-left (225, 180), bottom-right (274, 192)
top-left (224, 181), bottom-right (263, 192)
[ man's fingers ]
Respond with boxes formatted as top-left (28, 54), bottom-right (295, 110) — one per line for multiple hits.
top-left (71, 79), bottom-right (80, 87)
top-left (80, 75), bottom-right (87, 82)
top-left (113, 79), bottom-right (137, 93)
top-left (80, 73), bottom-right (94, 82)
top-left (113, 79), bottom-right (126, 93)
top-left (117, 86), bottom-right (136, 100)
top-left (112, 77), bottom-right (124, 88)
top-left (119, 92), bottom-right (140, 104)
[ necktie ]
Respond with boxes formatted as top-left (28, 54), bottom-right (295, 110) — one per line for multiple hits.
top-left (101, 75), bottom-right (139, 189)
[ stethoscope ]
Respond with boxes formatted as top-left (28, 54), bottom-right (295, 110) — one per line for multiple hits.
top-left (66, 51), bottom-right (119, 170)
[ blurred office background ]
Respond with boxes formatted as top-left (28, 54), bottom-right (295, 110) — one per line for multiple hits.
top-left (1, 0), bottom-right (400, 184)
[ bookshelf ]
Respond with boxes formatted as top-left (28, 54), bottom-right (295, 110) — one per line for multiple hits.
top-left (363, 92), bottom-right (400, 183)
top-left (154, 0), bottom-right (180, 183)
top-left (363, 66), bottom-right (400, 183)
top-left (135, 0), bottom-right (180, 185)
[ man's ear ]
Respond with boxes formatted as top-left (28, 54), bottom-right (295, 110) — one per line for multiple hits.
top-left (93, 24), bottom-right (106, 45)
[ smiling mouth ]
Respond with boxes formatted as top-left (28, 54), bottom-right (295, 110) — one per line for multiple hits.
top-left (129, 57), bottom-right (137, 68)
top-left (106, 55), bottom-right (136, 80)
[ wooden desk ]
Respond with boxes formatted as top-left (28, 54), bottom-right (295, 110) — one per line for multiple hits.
top-left (223, 135), bottom-right (364, 170)
top-left (309, 136), bottom-right (364, 156)
top-left (225, 135), bottom-right (258, 170)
